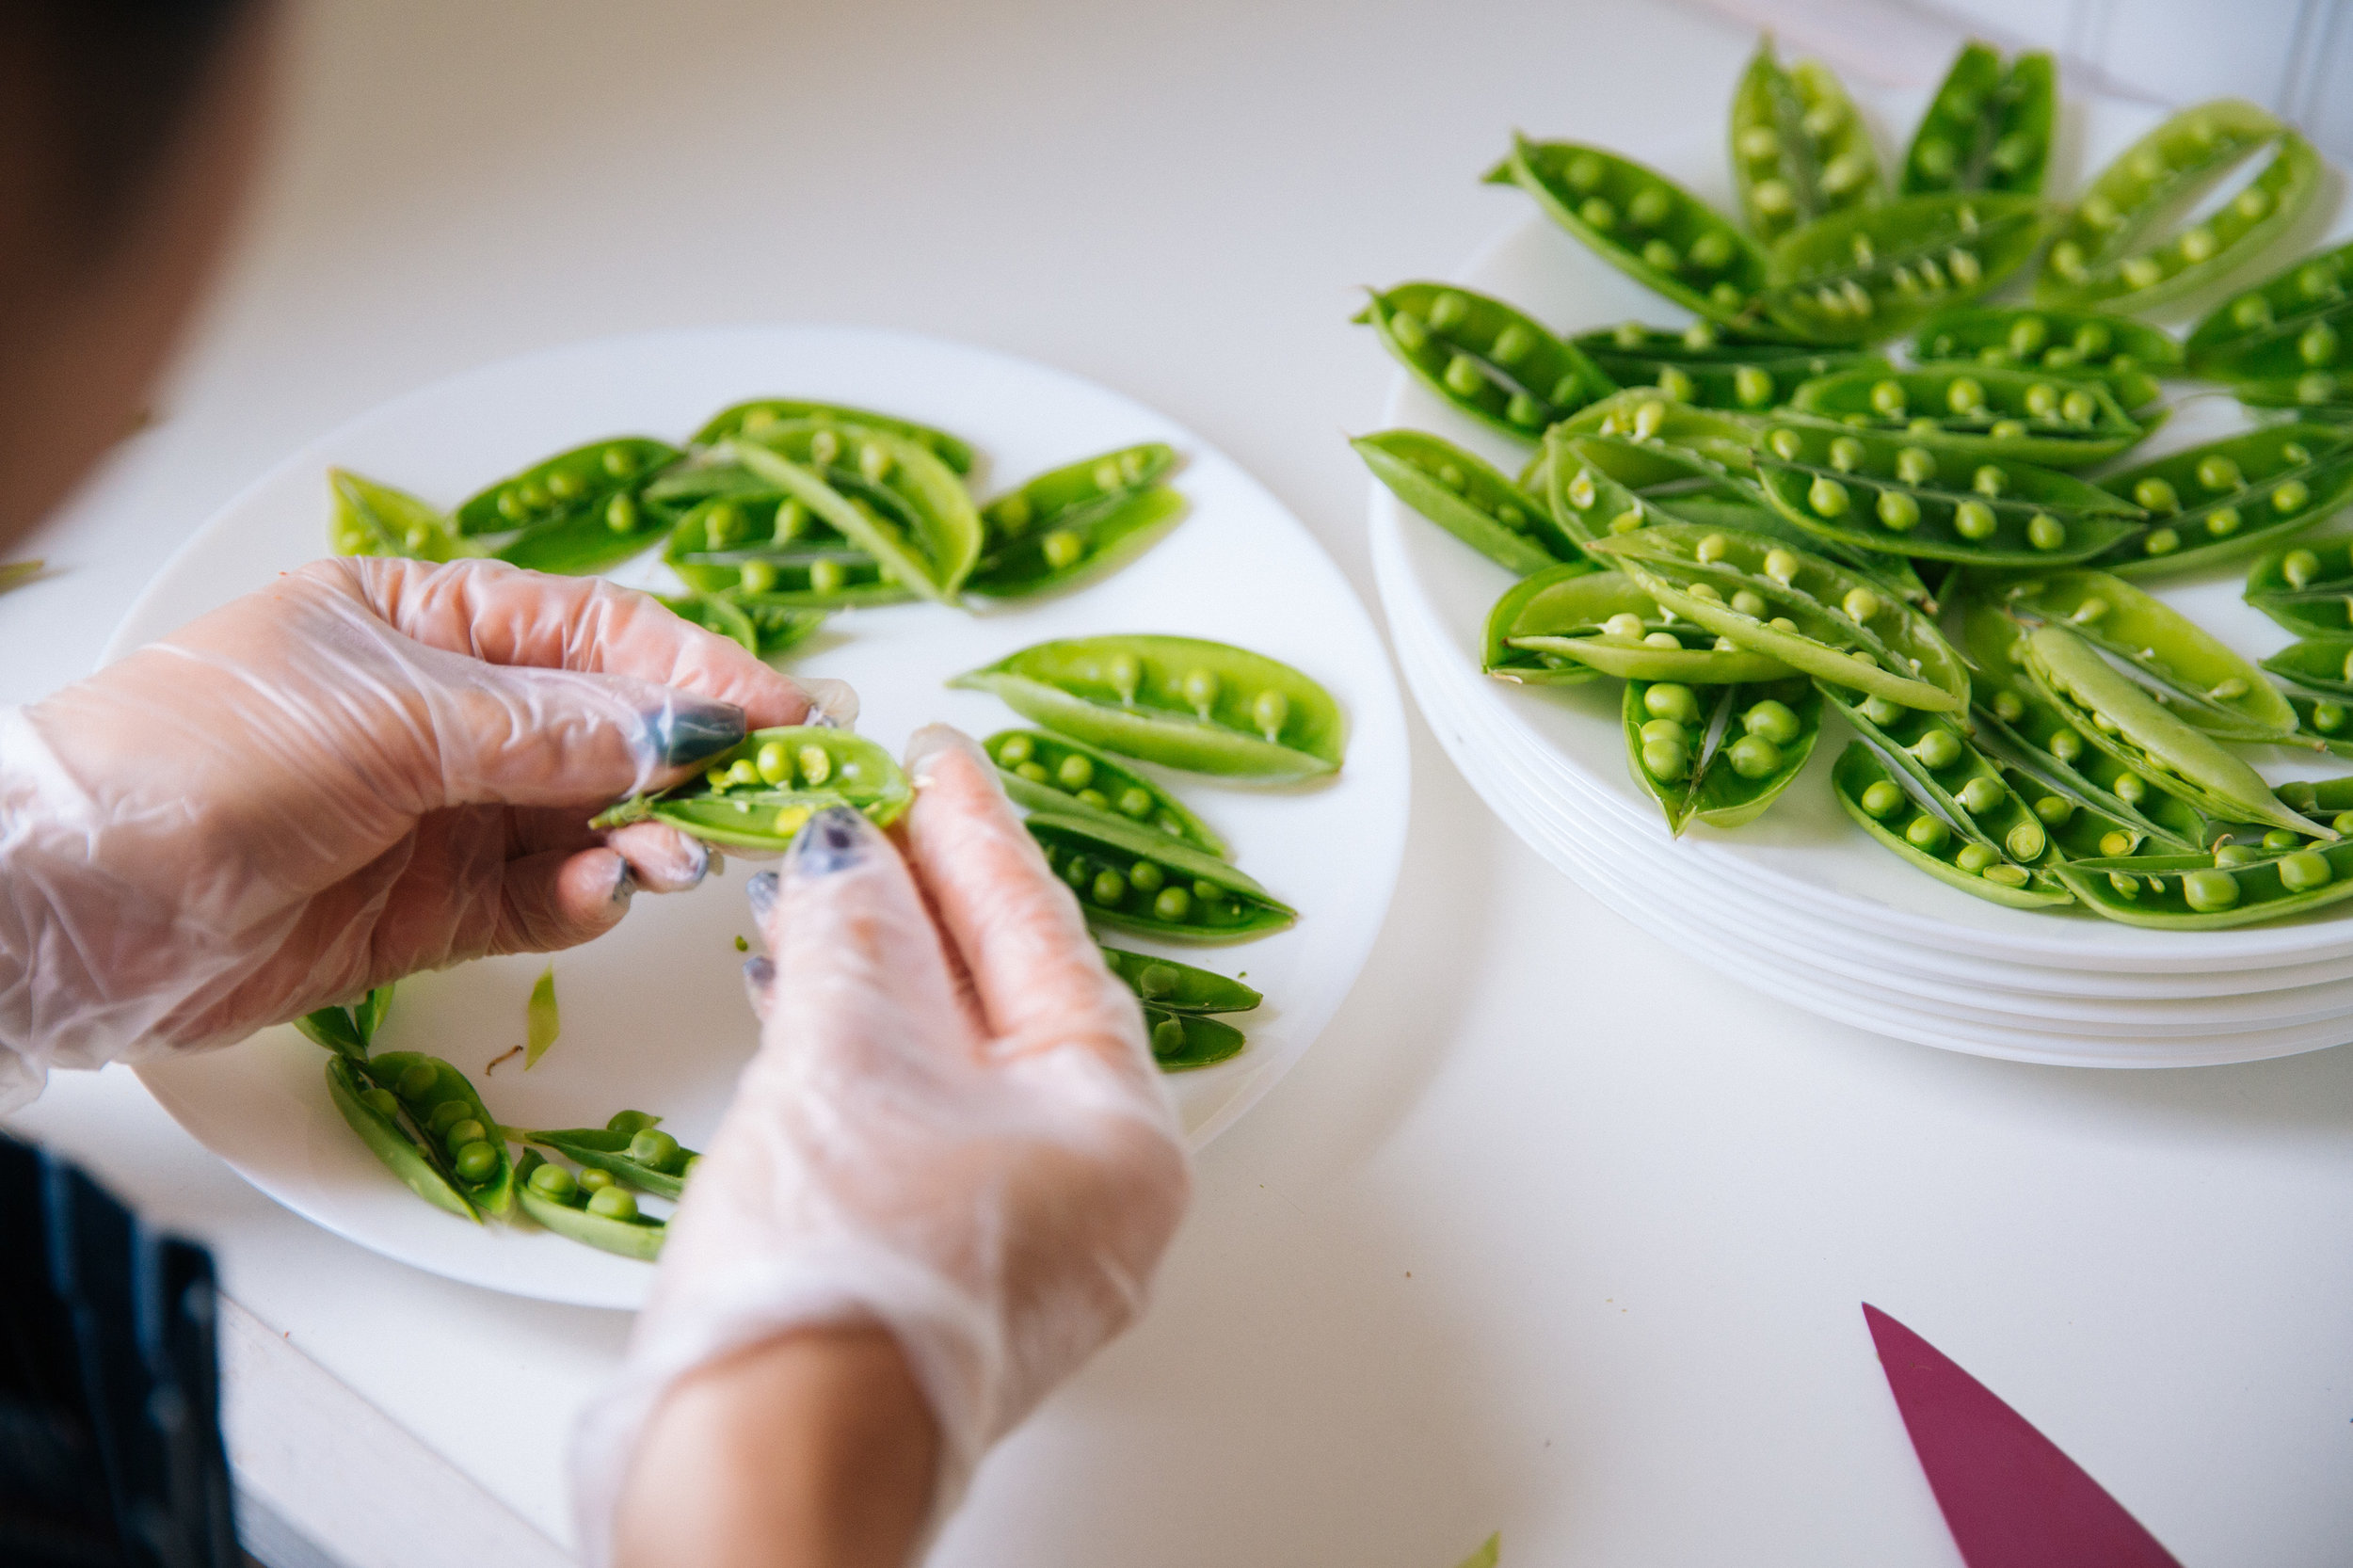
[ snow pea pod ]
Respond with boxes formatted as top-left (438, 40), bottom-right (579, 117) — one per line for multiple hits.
top-left (1486, 136), bottom-right (1769, 325)
top-left (328, 470), bottom-right (473, 563)
top-left (1759, 193), bottom-right (2044, 346)
top-left (2259, 638), bottom-right (2353, 699)
top-left (2002, 764), bottom-right (2149, 861)
top-left (1833, 744), bottom-right (2070, 908)
top-left (2248, 538), bottom-right (2353, 636)
top-left (360, 1051), bottom-right (514, 1220)
top-left (658, 591), bottom-right (827, 658)
top-left (968, 444), bottom-right (1184, 599)
top-left (1353, 430), bottom-right (1579, 574)
top-left (952, 635), bottom-right (1344, 781)
top-left (1143, 1006), bottom-right (1247, 1071)
top-left (1825, 684), bottom-right (2052, 872)
top-left (2236, 374), bottom-right (2353, 422)
top-left (1909, 305), bottom-right (2179, 414)
top-left (1899, 43), bottom-right (2055, 197)
top-left (1098, 946), bottom-right (1261, 1014)
top-left (514, 1151), bottom-right (664, 1262)
top-left (1572, 323), bottom-right (1885, 412)
top-left (492, 483), bottom-right (673, 576)
top-left (594, 726), bottom-right (913, 846)
top-left (1028, 810), bottom-right (1294, 943)
top-left (693, 399), bottom-right (974, 474)
top-left (520, 1112), bottom-right (696, 1203)
top-left (1624, 675), bottom-right (1819, 833)
top-left (732, 427), bottom-right (981, 601)
top-left (2039, 101), bottom-right (2320, 312)
top-left (326, 1056), bottom-right (477, 1221)
top-left (665, 493), bottom-right (915, 608)
top-left (2186, 240), bottom-right (2353, 381)
top-left (456, 437), bottom-right (680, 537)
top-left (1552, 389), bottom-right (1770, 469)
top-left (2092, 424), bottom-right (2353, 577)
top-left (1355, 283), bottom-right (1611, 440)
top-left (1753, 421), bottom-right (2143, 566)
top-left (2021, 624), bottom-right (2326, 839)
top-left (1586, 521), bottom-right (1969, 712)
top-left (1997, 571), bottom-right (2298, 742)
top-left (2286, 692), bottom-right (2353, 756)
top-left (1788, 365), bottom-right (2146, 470)
top-left (1486, 562), bottom-right (1794, 684)
top-left (2052, 846), bottom-right (2353, 930)
top-left (2275, 776), bottom-right (2353, 821)
top-left (987, 728), bottom-right (1226, 857)
top-left (1729, 42), bottom-right (1881, 246)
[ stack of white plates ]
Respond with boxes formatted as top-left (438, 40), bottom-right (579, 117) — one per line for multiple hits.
top-left (1368, 100), bottom-right (2353, 1066)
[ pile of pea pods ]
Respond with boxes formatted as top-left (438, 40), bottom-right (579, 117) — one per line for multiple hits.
top-left (1359, 36), bottom-right (2353, 930)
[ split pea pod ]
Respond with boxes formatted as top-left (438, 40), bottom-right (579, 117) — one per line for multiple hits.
top-left (1833, 744), bottom-right (2072, 908)
top-left (1823, 685), bottom-right (2053, 877)
top-left (2247, 538), bottom-right (2353, 637)
top-left (2052, 846), bottom-right (2353, 930)
top-left (326, 1056), bottom-right (478, 1221)
top-left (2286, 692), bottom-right (2353, 755)
top-left (2039, 100), bottom-right (2321, 313)
top-left (1486, 136), bottom-right (1770, 325)
top-left (1759, 193), bottom-right (2045, 346)
top-left (1899, 43), bottom-right (2056, 198)
top-left (1624, 675), bottom-right (1820, 833)
top-left (593, 727), bottom-right (913, 848)
top-left (1485, 562), bottom-right (1794, 685)
top-left (986, 728), bottom-right (1226, 857)
top-left (1585, 521), bottom-right (1969, 712)
top-left (1028, 810), bottom-right (1294, 943)
top-left (1728, 43), bottom-right (1881, 246)
top-left (2186, 239), bottom-right (2353, 382)
top-left (1143, 1007), bottom-right (1248, 1071)
top-left (731, 426), bottom-right (981, 601)
top-left (1553, 390), bottom-right (1770, 472)
top-left (2002, 764), bottom-right (2150, 862)
top-left (2092, 424), bottom-right (2353, 577)
top-left (1909, 305), bottom-right (2180, 414)
top-left (2236, 375), bottom-right (2353, 422)
top-left (952, 635), bottom-right (1344, 781)
top-left (2259, 639), bottom-right (2353, 700)
top-left (692, 399), bottom-right (975, 474)
top-left (295, 984), bottom-right (394, 1062)
top-left (520, 1112), bottom-right (696, 1202)
top-left (360, 1051), bottom-right (515, 1220)
top-left (664, 492), bottom-right (914, 608)
top-left (1098, 946), bottom-right (1262, 1014)
top-left (658, 591), bottom-right (828, 658)
top-left (1353, 430), bottom-right (1580, 574)
top-left (327, 470), bottom-right (473, 563)
top-left (1571, 322), bottom-right (1886, 413)
top-left (515, 1150), bottom-right (665, 1262)
top-left (1787, 365), bottom-right (2147, 470)
top-left (968, 443), bottom-right (1186, 599)
top-left (2275, 776), bottom-right (2353, 822)
top-left (456, 438), bottom-right (680, 537)
top-left (1354, 283), bottom-right (1612, 440)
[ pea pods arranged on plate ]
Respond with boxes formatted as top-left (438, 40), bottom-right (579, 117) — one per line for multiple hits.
top-left (2247, 538), bottom-right (2353, 636)
top-left (986, 728), bottom-right (1227, 857)
top-left (2185, 237), bottom-right (2353, 385)
top-left (519, 1112), bottom-right (696, 1203)
top-left (1826, 684), bottom-right (2053, 875)
top-left (1099, 947), bottom-right (1262, 1014)
top-left (1728, 41), bottom-right (1881, 246)
top-left (1758, 193), bottom-right (2045, 345)
top-left (664, 490), bottom-right (912, 608)
top-left (730, 426), bottom-right (981, 602)
top-left (1353, 429), bottom-right (1578, 574)
top-left (328, 471), bottom-right (472, 563)
top-left (456, 438), bottom-right (681, 538)
top-left (1787, 364), bottom-right (2147, 469)
top-left (515, 1150), bottom-right (666, 1262)
top-left (1898, 43), bottom-right (2055, 198)
top-left (1571, 322), bottom-right (1885, 411)
top-left (2091, 424), bottom-right (2353, 576)
top-left (1356, 282), bottom-right (1612, 440)
top-left (1485, 562), bottom-right (1795, 685)
top-left (967, 444), bottom-right (1186, 599)
top-left (1909, 305), bottom-right (2178, 413)
top-left (692, 399), bottom-right (976, 473)
top-left (593, 727), bottom-right (913, 848)
top-left (1833, 744), bottom-right (2070, 908)
top-left (2051, 844), bottom-right (2353, 930)
top-left (1029, 809), bottom-right (1294, 943)
top-left (358, 1052), bottom-right (516, 1221)
top-left (1624, 675), bottom-right (1820, 833)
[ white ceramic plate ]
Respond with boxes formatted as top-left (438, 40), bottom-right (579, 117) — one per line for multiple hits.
top-left (117, 325), bottom-right (1409, 1306)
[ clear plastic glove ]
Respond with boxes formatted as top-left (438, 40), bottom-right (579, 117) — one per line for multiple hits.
top-left (574, 725), bottom-right (1192, 1565)
top-left (0, 555), bottom-right (847, 1110)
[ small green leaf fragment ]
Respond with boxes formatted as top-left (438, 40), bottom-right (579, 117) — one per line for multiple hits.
top-left (1453, 1533), bottom-right (1501, 1568)
top-left (525, 965), bottom-right (561, 1068)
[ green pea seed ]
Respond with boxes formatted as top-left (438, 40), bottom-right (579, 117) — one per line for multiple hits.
top-left (1689, 232), bottom-right (1735, 269)
top-left (587, 1187), bottom-right (639, 1222)
top-left (2113, 773), bottom-right (2147, 805)
top-left (2196, 455), bottom-right (2242, 491)
top-left (529, 1162), bottom-right (578, 1200)
top-left (425, 1100), bottom-right (472, 1136)
top-left (2033, 795), bottom-right (2073, 826)
top-left (1734, 366), bottom-right (1774, 407)
top-left (2049, 728), bottom-right (2084, 762)
top-left (454, 1142), bottom-right (498, 1182)
top-left (1990, 420), bottom-right (2026, 440)
top-left (1578, 196), bottom-right (1617, 230)
top-left (2313, 700), bottom-right (2346, 732)
top-left (1946, 377), bottom-right (1986, 415)
top-left (1841, 587), bottom-right (1881, 622)
top-left (2142, 527), bottom-right (2180, 556)
top-left (1905, 815), bottom-right (1949, 852)
top-left (2215, 844), bottom-right (2262, 868)
top-left (444, 1118), bottom-right (487, 1154)
top-left (1972, 465), bottom-right (2008, 498)
top-left (2273, 480), bottom-right (2311, 513)
top-left (546, 471), bottom-right (585, 502)
top-left (394, 1064), bottom-right (438, 1101)
top-left (1956, 842), bottom-right (1995, 872)
top-left (2134, 477), bottom-right (2180, 514)
top-left (1742, 701), bottom-right (1801, 746)
top-left (1982, 864), bottom-right (2030, 888)
top-left (2205, 506), bottom-right (2241, 536)
top-left (1957, 776), bottom-right (2002, 814)
top-left (1895, 447), bottom-right (1937, 486)
top-left (1859, 696), bottom-right (1901, 726)
top-left (1075, 788), bottom-right (1109, 811)
top-left (2281, 851), bottom-right (2334, 891)
top-left (1953, 500), bottom-right (1996, 540)
top-left (2025, 514), bottom-right (2066, 552)
top-left (2301, 321), bottom-right (2341, 367)
top-left (1869, 380), bottom-right (1906, 417)
top-left (1154, 887), bottom-right (1193, 921)
top-left (1911, 729), bottom-right (1963, 770)
top-left (1644, 684), bottom-right (1701, 725)
top-left (1726, 734), bottom-right (1781, 779)
top-left (1860, 778), bottom-right (1905, 818)
top-left (1643, 738), bottom-right (1692, 781)
top-left (578, 1167), bottom-right (616, 1192)
top-left (1828, 437), bottom-right (1865, 473)
top-left (2181, 868), bottom-right (2241, 911)
top-left (1875, 490), bottom-right (1920, 532)
top-left (604, 493), bottom-right (638, 534)
top-left (630, 1129), bottom-right (681, 1169)
top-left (1993, 691), bottom-right (2025, 722)
top-left (1092, 870), bottom-right (1128, 906)
top-left (360, 1088), bottom-right (400, 1116)
top-left (1809, 476), bottom-right (1849, 517)
top-left (1149, 1016), bottom-right (1188, 1058)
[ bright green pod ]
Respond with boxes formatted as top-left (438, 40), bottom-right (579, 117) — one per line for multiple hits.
top-left (1572, 326), bottom-right (1886, 412)
top-left (2285, 692), bottom-right (2353, 757)
top-left (1584, 521), bottom-right (1968, 712)
top-left (692, 399), bottom-right (974, 473)
top-left (1487, 562), bottom-right (1794, 684)
top-left (593, 726), bottom-right (913, 847)
top-left (968, 444), bottom-right (1184, 599)
top-left (642, 461), bottom-right (776, 507)
top-left (1026, 810), bottom-right (1293, 943)
top-left (2188, 239), bottom-right (2353, 381)
top-left (1624, 675), bottom-right (1819, 833)
top-left (1753, 421), bottom-right (2142, 565)
top-left (2275, 776), bottom-right (2353, 819)
top-left (1551, 389), bottom-right (1770, 469)
top-left (2039, 101), bottom-right (2321, 312)
top-left (1760, 193), bottom-right (2044, 345)
top-left (295, 983), bottom-right (392, 1062)
top-left (2234, 375), bottom-right (2353, 422)
top-left (2093, 424), bottom-right (2353, 577)
top-left (327, 470), bottom-right (474, 563)
top-left (456, 438), bottom-right (680, 536)
top-left (520, 1112), bottom-right (696, 1203)
top-left (1899, 44), bottom-right (2056, 197)
top-left (1729, 43), bottom-right (1881, 246)
top-left (326, 1057), bottom-right (478, 1221)
top-left (360, 1051), bottom-right (513, 1220)
top-left (1996, 571), bottom-right (2298, 743)
top-left (2260, 638), bottom-right (2353, 700)
top-left (1353, 429), bottom-right (1580, 575)
top-left (1099, 947), bottom-right (1262, 1014)
top-left (1143, 1006), bottom-right (1248, 1071)
top-left (1832, 744), bottom-right (2073, 909)
top-left (2051, 847), bottom-right (2353, 930)
top-left (1354, 283), bottom-right (1612, 440)
top-left (492, 485), bottom-right (675, 576)
top-left (1908, 304), bottom-right (2181, 414)
top-left (731, 426), bottom-right (980, 601)
top-left (2022, 624), bottom-right (2326, 840)
top-left (1999, 763), bottom-right (2147, 862)
top-left (986, 728), bottom-right (1226, 857)
top-left (662, 489), bottom-right (914, 606)
top-left (514, 1151), bottom-right (665, 1261)
top-left (1823, 683), bottom-right (2054, 880)
top-left (1788, 364), bottom-right (2147, 469)
top-left (1486, 136), bottom-right (1770, 325)
top-left (952, 635), bottom-right (1344, 781)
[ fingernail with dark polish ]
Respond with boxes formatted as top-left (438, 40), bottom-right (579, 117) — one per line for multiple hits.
top-left (610, 863), bottom-right (637, 907)
top-left (743, 955), bottom-right (776, 991)
top-left (652, 696), bottom-right (746, 768)
top-left (790, 805), bottom-right (869, 875)
top-left (746, 871), bottom-right (779, 925)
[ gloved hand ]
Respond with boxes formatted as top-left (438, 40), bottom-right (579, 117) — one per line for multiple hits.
top-left (574, 725), bottom-right (1191, 1566)
top-left (0, 555), bottom-right (846, 1109)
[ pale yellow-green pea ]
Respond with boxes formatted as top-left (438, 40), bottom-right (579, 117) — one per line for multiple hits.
top-left (1489, 324), bottom-right (1536, 365)
top-left (605, 493), bottom-right (638, 533)
top-left (2060, 389), bottom-right (2097, 424)
top-left (1911, 728), bottom-right (1963, 770)
top-left (1107, 652), bottom-right (1143, 701)
top-left (1990, 420), bottom-right (2026, 441)
top-left (1641, 240), bottom-right (1680, 272)
top-left (1640, 717), bottom-right (1686, 745)
top-left (2215, 844), bottom-right (2262, 868)
top-left (1946, 377), bottom-right (1985, 415)
top-left (2009, 317), bottom-right (2048, 356)
top-left (1972, 464), bottom-right (2007, 497)
top-left (2182, 869), bottom-right (2241, 911)
top-left (1734, 365), bottom-right (1774, 407)
top-left (1752, 180), bottom-right (1794, 216)
top-left (2034, 794), bottom-right (2073, 826)
top-left (1695, 532), bottom-right (1731, 565)
top-left (1763, 549), bottom-right (1800, 585)
top-left (1809, 476), bottom-right (1850, 518)
top-left (1118, 787), bottom-right (1153, 819)
top-left (1657, 366), bottom-right (1695, 401)
top-left (2113, 773), bottom-right (2147, 805)
top-left (2313, 700), bottom-right (2346, 731)
top-left (2026, 514), bottom-right (2067, 552)
top-left (1442, 355), bottom-right (1485, 397)
top-left (1644, 683), bottom-right (1701, 724)
top-left (1841, 587), bottom-right (1880, 621)
top-left (1579, 196), bottom-right (1618, 230)
top-left (1129, 860), bottom-right (1164, 894)
top-left (1947, 248), bottom-right (1981, 286)
top-left (1877, 490), bottom-right (1920, 532)
top-left (2265, 828), bottom-right (2301, 850)
top-left (2197, 455), bottom-right (2241, 491)
top-left (1633, 400), bottom-right (1667, 440)
top-left (1686, 583), bottom-right (1725, 603)
top-left (2133, 477), bottom-right (2179, 513)
top-left (2121, 256), bottom-right (2165, 291)
top-left (2142, 527), bottom-right (2179, 557)
top-left (1639, 631), bottom-right (1680, 648)
top-left (2099, 829), bottom-right (2135, 856)
top-left (1828, 437), bottom-right (1865, 472)
top-left (1154, 887), bottom-right (1193, 921)
top-left (1906, 815), bottom-right (1949, 852)
top-left (1769, 427), bottom-right (1804, 461)
top-left (1870, 380), bottom-right (1906, 417)
top-left (1737, 125), bottom-right (1779, 161)
top-left (1953, 500), bottom-right (1997, 540)
top-left (2299, 373), bottom-right (2341, 404)
top-left (2205, 507), bottom-right (2241, 536)
top-left (1056, 752), bottom-right (1095, 790)
top-left (2301, 322), bottom-right (2341, 367)
top-left (1602, 613), bottom-right (1647, 638)
top-left (2281, 851), bottom-right (2335, 892)
top-left (1957, 776), bottom-right (2002, 814)
top-left (2050, 728), bottom-right (2084, 762)
top-left (1689, 232), bottom-right (1736, 270)
top-left (2273, 480), bottom-right (2311, 513)
top-left (797, 744), bottom-right (831, 785)
top-left (1641, 739), bottom-right (1690, 781)
top-left (737, 560), bottom-right (778, 594)
top-left (1428, 291), bottom-right (1469, 329)
top-left (1956, 842), bottom-right (1995, 872)
top-left (756, 742), bottom-right (792, 785)
top-left (1042, 530), bottom-right (1085, 570)
top-left (1252, 689), bottom-right (1289, 739)
top-left (1732, 589), bottom-right (1769, 617)
top-left (1896, 446), bottom-right (1937, 486)
top-left (1993, 691), bottom-right (2025, 722)
top-left (1388, 310), bottom-right (1430, 351)
top-left (1091, 869), bottom-right (1127, 906)
top-left (2025, 382), bottom-right (2059, 419)
top-left (808, 428), bottom-right (842, 464)
top-left (2232, 295), bottom-right (2273, 329)
top-left (1860, 779), bottom-right (1904, 818)
top-left (2280, 552), bottom-right (2317, 589)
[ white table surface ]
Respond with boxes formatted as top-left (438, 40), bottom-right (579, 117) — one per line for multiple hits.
top-left (7, 1), bottom-right (2351, 1563)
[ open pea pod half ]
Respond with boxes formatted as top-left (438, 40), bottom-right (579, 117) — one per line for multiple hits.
top-left (1553, 390), bottom-right (1769, 470)
top-left (1753, 420), bottom-right (2142, 567)
top-left (326, 1057), bottom-right (477, 1220)
top-left (1144, 1007), bottom-right (1247, 1072)
top-left (2053, 845), bottom-right (2353, 930)
top-left (2276, 776), bottom-right (2353, 824)
top-left (520, 1112), bottom-right (696, 1203)
top-left (360, 1052), bottom-right (514, 1221)
top-left (1571, 323), bottom-right (1885, 412)
top-left (658, 590), bottom-right (827, 659)
top-left (2259, 637), bottom-right (2353, 699)
top-left (295, 984), bottom-right (394, 1062)
top-left (1759, 192), bottom-right (2044, 346)
top-left (1027, 809), bottom-right (1293, 944)
top-left (952, 635), bottom-right (1343, 782)
top-left (1353, 429), bottom-right (1578, 575)
top-left (328, 470), bottom-right (475, 563)
top-left (2021, 624), bottom-right (2327, 840)
top-left (968, 443), bottom-right (1185, 599)
top-left (1354, 283), bottom-right (1612, 441)
top-left (664, 491), bottom-right (914, 608)
top-left (514, 1151), bottom-right (665, 1262)
top-left (2091, 424), bottom-right (2353, 578)
top-left (2247, 537), bottom-right (2353, 636)
top-left (2237, 375), bottom-right (2353, 422)
top-left (1485, 561), bottom-right (1793, 685)
top-left (1486, 136), bottom-right (1770, 326)
top-left (1625, 674), bottom-right (1819, 834)
top-left (2002, 763), bottom-right (2151, 861)
top-left (1585, 521), bottom-right (1968, 712)
top-left (1098, 946), bottom-right (1261, 1014)
top-left (985, 728), bottom-right (1226, 858)
top-left (692, 399), bottom-right (975, 474)
top-left (1899, 42), bottom-right (2056, 198)
top-left (1826, 684), bottom-right (2054, 879)
top-left (1996, 571), bottom-right (2298, 743)
top-left (1729, 42), bottom-right (1881, 247)
top-left (593, 727), bottom-right (912, 848)
top-left (456, 438), bottom-right (680, 537)
top-left (731, 424), bottom-right (981, 601)
top-left (1909, 305), bottom-right (2180, 413)
top-left (1788, 365), bottom-right (2147, 470)
top-left (2187, 240), bottom-right (2353, 380)
top-left (1833, 744), bottom-right (2072, 908)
